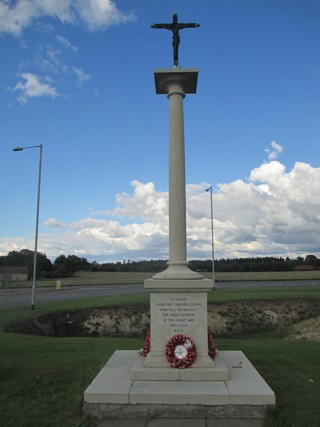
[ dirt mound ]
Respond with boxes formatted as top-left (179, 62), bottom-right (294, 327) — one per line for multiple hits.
top-left (289, 315), bottom-right (320, 341)
top-left (6, 306), bottom-right (150, 338)
top-left (207, 299), bottom-right (320, 338)
top-left (6, 299), bottom-right (320, 340)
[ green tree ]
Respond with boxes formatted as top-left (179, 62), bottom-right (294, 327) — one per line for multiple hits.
top-left (53, 254), bottom-right (90, 276)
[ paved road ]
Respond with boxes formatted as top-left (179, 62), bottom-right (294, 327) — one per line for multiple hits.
top-left (0, 284), bottom-right (147, 309)
top-left (1, 280), bottom-right (319, 309)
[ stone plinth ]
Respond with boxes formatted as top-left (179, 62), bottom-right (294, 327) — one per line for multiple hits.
top-left (83, 350), bottom-right (275, 426)
top-left (130, 351), bottom-right (229, 381)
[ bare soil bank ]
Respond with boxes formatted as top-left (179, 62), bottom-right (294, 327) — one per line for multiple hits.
top-left (6, 298), bottom-right (320, 340)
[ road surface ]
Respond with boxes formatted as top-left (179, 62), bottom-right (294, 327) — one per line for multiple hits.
top-left (1, 280), bottom-right (319, 309)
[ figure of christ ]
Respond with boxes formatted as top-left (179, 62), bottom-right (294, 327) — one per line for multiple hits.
top-left (151, 13), bottom-right (200, 67)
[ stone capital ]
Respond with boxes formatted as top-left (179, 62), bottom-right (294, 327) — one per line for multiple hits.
top-left (154, 68), bottom-right (198, 95)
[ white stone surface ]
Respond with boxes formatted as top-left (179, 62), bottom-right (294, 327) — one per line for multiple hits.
top-left (131, 351), bottom-right (229, 381)
top-left (220, 351), bottom-right (276, 405)
top-left (151, 69), bottom-right (200, 280)
top-left (144, 277), bottom-right (213, 291)
top-left (130, 379), bottom-right (229, 405)
top-left (84, 351), bottom-right (134, 404)
top-left (130, 355), bottom-right (180, 380)
top-left (83, 350), bottom-right (275, 407)
top-left (144, 291), bottom-right (216, 369)
top-left (144, 69), bottom-right (216, 369)
top-left (179, 352), bottom-right (229, 380)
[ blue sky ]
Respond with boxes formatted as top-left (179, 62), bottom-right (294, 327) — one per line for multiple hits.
top-left (1, 0), bottom-right (320, 262)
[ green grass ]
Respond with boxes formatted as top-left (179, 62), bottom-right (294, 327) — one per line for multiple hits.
top-left (218, 339), bottom-right (320, 427)
top-left (0, 333), bottom-right (142, 427)
top-left (7, 271), bottom-right (155, 289)
top-left (208, 285), bottom-right (320, 303)
top-left (213, 270), bottom-right (320, 282)
top-left (1, 289), bottom-right (320, 426)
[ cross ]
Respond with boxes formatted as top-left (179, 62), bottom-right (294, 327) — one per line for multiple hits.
top-left (151, 14), bottom-right (200, 67)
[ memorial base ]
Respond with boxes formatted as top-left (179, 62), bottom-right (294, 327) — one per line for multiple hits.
top-left (83, 350), bottom-right (275, 427)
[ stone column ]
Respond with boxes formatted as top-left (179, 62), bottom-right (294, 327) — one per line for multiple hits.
top-left (152, 69), bottom-right (203, 280)
top-left (168, 81), bottom-right (187, 266)
top-left (143, 69), bottom-right (215, 370)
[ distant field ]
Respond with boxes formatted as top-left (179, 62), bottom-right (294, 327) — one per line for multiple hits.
top-left (212, 270), bottom-right (320, 282)
top-left (6, 269), bottom-right (320, 289)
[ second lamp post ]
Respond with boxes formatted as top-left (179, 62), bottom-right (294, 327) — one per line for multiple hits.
top-left (206, 185), bottom-right (215, 289)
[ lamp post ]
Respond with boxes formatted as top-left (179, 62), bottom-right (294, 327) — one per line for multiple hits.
top-left (206, 186), bottom-right (215, 289)
top-left (13, 144), bottom-right (42, 310)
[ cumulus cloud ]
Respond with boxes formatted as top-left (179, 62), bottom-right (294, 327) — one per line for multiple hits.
top-left (0, 0), bottom-right (135, 36)
top-left (105, 180), bottom-right (169, 224)
top-left (265, 140), bottom-right (283, 161)
top-left (13, 72), bottom-right (59, 104)
top-left (39, 214), bottom-right (168, 260)
top-left (2, 161), bottom-right (320, 261)
top-left (75, 0), bottom-right (135, 30)
top-left (0, 236), bottom-right (33, 256)
top-left (0, 0), bottom-right (73, 35)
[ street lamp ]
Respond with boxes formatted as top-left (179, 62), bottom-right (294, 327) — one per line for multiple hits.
top-left (13, 144), bottom-right (43, 310)
top-left (206, 186), bottom-right (215, 289)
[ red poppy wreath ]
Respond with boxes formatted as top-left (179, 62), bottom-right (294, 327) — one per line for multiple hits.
top-left (165, 334), bottom-right (197, 369)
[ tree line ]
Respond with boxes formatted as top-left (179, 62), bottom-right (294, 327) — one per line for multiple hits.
top-left (0, 249), bottom-right (90, 279)
top-left (0, 249), bottom-right (319, 279)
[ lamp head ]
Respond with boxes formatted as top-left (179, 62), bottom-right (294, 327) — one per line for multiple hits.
top-left (13, 147), bottom-right (24, 152)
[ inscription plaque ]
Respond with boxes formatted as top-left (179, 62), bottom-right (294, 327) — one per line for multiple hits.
top-left (150, 292), bottom-right (208, 347)
top-left (155, 294), bottom-right (203, 333)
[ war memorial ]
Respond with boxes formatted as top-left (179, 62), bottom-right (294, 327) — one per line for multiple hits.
top-left (83, 14), bottom-right (275, 426)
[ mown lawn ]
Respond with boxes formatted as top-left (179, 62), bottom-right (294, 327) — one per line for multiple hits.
top-left (1, 290), bottom-right (320, 426)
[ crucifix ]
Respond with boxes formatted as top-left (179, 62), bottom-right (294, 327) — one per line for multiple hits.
top-left (151, 13), bottom-right (200, 67)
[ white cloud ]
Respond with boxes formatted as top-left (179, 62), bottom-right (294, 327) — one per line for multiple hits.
top-left (105, 180), bottom-right (169, 224)
top-left (40, 214), bottom-right (168, 260)
top-left (13, 39), bottom-right (90, 103)
top-left (0, 236), bottom-right (32, 256)
top-left (0, 0), bottom-right (72, 36)
top-left (73, 67), bottom-right (91, 87)
top-left (56, 35), bottom-right (78, 51)
top-left (43, 218), bottom-right (65, 228)
top-left (2, 161), bottom-right (320, 261)
top-left (13, 72), bottom-right (59, 104)
top-left (265, 140), bottom-right (283, 161)
top-left (36, 46), bottom-right (68, 75)
top-left (76, 0), bottom-right (136, 30)
top-left (0, 0), bottom-right (135, 36)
